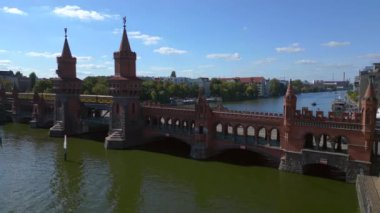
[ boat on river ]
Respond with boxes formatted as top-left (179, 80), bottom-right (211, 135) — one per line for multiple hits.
top-left (331, 96), bottom-right (358, 113)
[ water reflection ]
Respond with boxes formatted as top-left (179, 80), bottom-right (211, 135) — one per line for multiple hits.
top-left (0, 123), bottom-right (358, 212)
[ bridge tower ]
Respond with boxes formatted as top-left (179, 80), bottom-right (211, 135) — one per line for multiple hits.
top-left (279, 80), bottom-right (304, 173)
top-left (191, 88), bottom-right (214, 159)
top-left (105, 17), bottom-right (143, 149)
top-left (346, 79), bottom-right (379, 177)
top-left (49, 28), bottom-right (82, 137)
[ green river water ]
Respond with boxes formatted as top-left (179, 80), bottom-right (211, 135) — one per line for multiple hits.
top-left (0, 123), bottom-right (358, 212)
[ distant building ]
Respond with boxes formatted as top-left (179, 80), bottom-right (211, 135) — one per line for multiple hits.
top-left (313, 80), bottom-right (349, 90)
top-left (0, 70), bottom-right (31, 91)
top-left (358, 63), bottom-right (380, 108)
top-left (218, 77), bottom-right (267, 97)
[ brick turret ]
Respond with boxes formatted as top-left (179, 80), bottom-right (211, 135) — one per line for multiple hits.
top-left (105, 17), bottom-right (143, 149)
top-left (361, 79), bottom-right (378, 153)
top-left (50, 28), bottom-right (82, 137)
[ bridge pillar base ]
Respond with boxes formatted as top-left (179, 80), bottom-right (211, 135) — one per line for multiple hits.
top-left (279, 151), bottom-right (303, 174)
top-left (346, 160), bottom-right (371, 183)
top-left (104, 139), bottom-right (125, 149)
top-left (190, 143), bottom-right (210, 159)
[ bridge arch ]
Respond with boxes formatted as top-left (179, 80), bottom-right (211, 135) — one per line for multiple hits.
top-left (304, 133), bottom-right (316, 149)
top-left (140, 135), bottom-right (192, 158)
top-left (246, 126), bottom-right (256, 144)
top-left (258, 127), bottom-right (267, 145)
top-left (303, 163), bottom-right (346, 181)
top-left (235, 124), bottom-right (245, 144)
top-left (215, 123), bottom-right (224, 140)
top-left (227, 123), bottom-right (234, 141)
top-left (269, 128), bottom-right (280, 147)
top-left (332, 135), bottom-right (348, 153)
top-left (209, 148), bottom-right (280, 168)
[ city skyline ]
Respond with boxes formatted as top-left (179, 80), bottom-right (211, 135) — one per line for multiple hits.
top-left (0, 0), bottom-right (379, 81)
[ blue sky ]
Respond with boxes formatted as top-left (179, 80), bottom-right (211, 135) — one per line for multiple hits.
top-left (0, 0), bottom-right (379, 81)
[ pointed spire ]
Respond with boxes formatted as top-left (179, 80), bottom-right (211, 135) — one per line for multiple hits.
top-left (364, 77), bottom-right (376, 100)
top-left (286, 79), bottom-right (294, 96)
top-left (61, 28), bottom-right (72, 58)
top-left (119, 16), bottom-right (131, 52)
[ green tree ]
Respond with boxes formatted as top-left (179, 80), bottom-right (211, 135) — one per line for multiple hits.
top-left (0, 78), bottom-right (13, 91)
top-left (170, 71), bottom-right (176, 78)
top-left (29, 72), bottom-right (37, 91)
top-left (15, 71), bottom-right (23, 78)
top-left (92, 83), bottom-right (108, 95)
top-left (245, 84), bottom-right (258, 98)
top-left (33, 79), bottom-right (53, 93)
top-left (269, 78), bottom-right (283, 96)
top-left (82, 76), bottom-right (108, 94)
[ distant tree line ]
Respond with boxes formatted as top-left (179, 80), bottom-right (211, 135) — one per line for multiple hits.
top-left (5, 72), bottom-right (338, 103)
top-left (141, 80), bottom-right (199, 103)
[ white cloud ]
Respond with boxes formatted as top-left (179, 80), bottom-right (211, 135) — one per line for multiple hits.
top-left (0, 49), bottom-right (8, 53)
top-left (359, 53), bottom-right (380, 60)
top-left (26, 51), bottom-right (60, 58)
top-left (322, 41), bottom-right (351, 47)
top-left (275, 43), bottom-right (304, 53)
top-left (76, 56), bottom-right (93, 61)
top-left (206, 53), bottom-right (240, 61)
top-left (1, 7), bottom-right (27, 16)
top-left (295, 59), bottom-right (317, 64)
top-left (77, 64), bottom-right (108, 69)
top-left (253, 57), bottom-right (276, 65)
top-left (154, 47), bottom-right (187, 55)
top-left (0, 59), bottom-right (11, 65)
top-left (129, 31), bottom-right (162, 45)
top-left (112, 28), bottom-right (123, 35)
top-left (53, 5), bottom-right (113, 21)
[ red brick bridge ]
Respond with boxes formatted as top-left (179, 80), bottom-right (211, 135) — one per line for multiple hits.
top-left (0, 21), bottom-right (378, 182)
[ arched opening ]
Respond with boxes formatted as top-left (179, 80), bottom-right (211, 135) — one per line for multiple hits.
top-left (159, 117), bottom-right (165, 128)
top-left (152, 117), bottom-right (158, 127)
top-left (236, 125), bottom-right (245, 143)
top-left (174, 119), bottom-right (180, 131)
top-left (247, 126), bottom-right (255, 144)
top-left (208, 149), bottom-right (280, 168)
top-left (138, 136), bottom-right (191, 158)
top-left (318, 134), bottom-right (334, 152)
top-left (216, 123), bottom-right (223, 140)
top-left (227, 124), bottom-right (234, 141)
top-left (167, 118), bottom-right (173, 131)
top-left (183, 121), bottom-right (188, 133)
top-left (304, 133), bottom-right (316, 149)
top-left (190, 121), bottom-right (195, 133)
top-left (334, 136), bottom-right (348, 153)
top-left (269, 128), bottom-right (280, 147)
top-left (258, 127), bottom-right (267, 145)
top-left (303, 164), bottom-right (346, 181)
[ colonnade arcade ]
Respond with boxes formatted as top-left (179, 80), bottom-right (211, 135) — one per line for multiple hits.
top-left (145, 116), bottom-right (196, 135)
top-left (303, 133), bottom-right (348, 153)
top-left (215, 123), bottom-right (280, 147)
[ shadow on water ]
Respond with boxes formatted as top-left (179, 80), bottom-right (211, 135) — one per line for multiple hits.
top-left (207, 149), bottom-right (280, 168)
top-left (76, 130), bottom-right (108, 142)
top-left (303, 164), bottom-right (346, 182)
top-left (134, 136), bottom-right (191, 158)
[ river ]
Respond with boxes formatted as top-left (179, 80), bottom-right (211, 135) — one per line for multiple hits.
top-left (0, 91), bottom-right (359, 212)
top-left (224, 90), bottom-right (347, 113)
